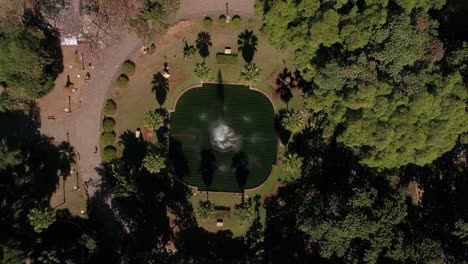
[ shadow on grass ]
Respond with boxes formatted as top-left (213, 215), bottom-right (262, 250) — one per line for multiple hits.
top-left (151, 72), bottom-right (169, 106)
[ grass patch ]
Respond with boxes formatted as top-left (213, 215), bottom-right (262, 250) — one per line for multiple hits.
top-left (216, 53), bottom-right (238, 64)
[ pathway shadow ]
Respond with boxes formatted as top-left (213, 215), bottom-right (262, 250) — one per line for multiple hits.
top-left (151, 72), bottom-right (169, 106)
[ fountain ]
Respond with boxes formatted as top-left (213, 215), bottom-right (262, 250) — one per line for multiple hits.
top-left (210, 122), bottom-right (238, 152)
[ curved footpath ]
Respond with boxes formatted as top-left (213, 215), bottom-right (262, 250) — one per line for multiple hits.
top-left (40, 1), bottom-right (255, 198)
top-left (40, 32), bottom-right (142, 197)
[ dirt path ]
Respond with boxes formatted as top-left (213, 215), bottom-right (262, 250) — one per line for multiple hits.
top-left (40, 31), bottom-right (142, 197)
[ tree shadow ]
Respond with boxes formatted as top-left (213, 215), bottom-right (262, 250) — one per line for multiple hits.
top-left (276, 68), bottom-right (295, 104)
top-left (238, 30), bottom-right (258, 63)
top-left (118, 130), bottom-right (147, 167)
top-left (169, 137), bottom-right (190, 180)
top-left (174, 227), bottom-right (247, 261)
top-left (294, 69), bottom-right (317, 93)
top-left (151, 72), bottom-right (169, 106)
top-left (231, 152), bottom-right (250, 201)
top-left (274, 109), bottom-right (292, 145)
top-left (199, 149), bottom-right (216, 200)
top-left (195, 31), bottom-right (212, 61)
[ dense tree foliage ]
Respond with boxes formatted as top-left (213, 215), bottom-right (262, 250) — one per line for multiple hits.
top-left (240, 63), bottom-right (262, 85)
top-left (143, 110), bottom-right (165, 130)
top-left (259, 1), bottom-right (467, 169)
top-left (0, 25), bottom-right (60, 98)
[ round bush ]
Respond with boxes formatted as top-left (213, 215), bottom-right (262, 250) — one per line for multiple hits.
top-left (101, 132), bottom-right (116, 145)
top-left (103, 146), bottom-right (117, 162)
top-left (232, 15), bottom-right (241, 28)
top-left (121, 60), bottom-right (136, 76)
top-left (116, 74), bottom-right (129, 88)
top-left (203, 17), bottom-right (213, 27)
top-left (104, 99), bottom-right (117, 115)
top-left (219, 15), bottom-right (226, 26)
top-left (102, 117), bottom-right (115, 132)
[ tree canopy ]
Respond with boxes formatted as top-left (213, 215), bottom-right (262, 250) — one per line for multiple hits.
top-left (259, 1), bottom-right (467, 169)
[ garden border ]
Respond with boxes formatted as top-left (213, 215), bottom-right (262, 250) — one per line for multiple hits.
top-left (168, 82), bottom-right (280, 195)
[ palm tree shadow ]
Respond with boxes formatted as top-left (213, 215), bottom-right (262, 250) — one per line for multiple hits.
top-left (276, 68), bottom-right (295, 104)
top-left (199, 149), bottom-right (216, 200)
top-left (196, 31), bottom-right (212, 62)
top-left (151, 72), bottom-right (169, 106)
top-left (232, 152), bottom-right (250, 202)
top-left (169, 137), bottom-right (190, 180)
top-left (118, 130), bottom-right (147, 167)
top-left (238, 30), bottom-right (258, 63)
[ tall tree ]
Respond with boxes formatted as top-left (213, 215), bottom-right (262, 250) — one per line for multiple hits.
top-left (240, 63), bottom-right (262, 86)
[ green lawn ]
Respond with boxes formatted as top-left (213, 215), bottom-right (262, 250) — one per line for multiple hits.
top-left (191, 192), bottom-right (249, 237)
top-left (50, 165), bottom-right (88, 217)
top-left (171, 83), bottom-right (277, 192)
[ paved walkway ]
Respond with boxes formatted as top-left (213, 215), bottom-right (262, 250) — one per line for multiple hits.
top-left (40, 1), bottom-right (255, 198)
top-left (40, 32), bottom-right (142, 197)
top-left (173, 0), bottom-right (254, 21)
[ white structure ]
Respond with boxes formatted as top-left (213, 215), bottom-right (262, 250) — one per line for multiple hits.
top-left (60, 37), bottom-right (78, 46)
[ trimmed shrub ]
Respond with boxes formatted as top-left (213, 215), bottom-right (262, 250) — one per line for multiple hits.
top-left (147, 43), bottom-right (156, 54)
top-left (103, 146), bottom-right (117, 162)
top-left (101, 132), bottom-right (116, 145)
top-left (121, 60), bottom-right (136, 76)
top-left (232, 15), bottom-right (241, 29)
top-left (102, 117), bottom-right (115, 132)
top-left (104, 99), bottom-right (117, 115)
top-left (216, 53), bottom-right (238, 64)
top-left (219, 15), bottom-right (226, 26)
top-left (116, 74), bottom-right (129, 88)
top-left (203, 17), bottom-right (213, 27)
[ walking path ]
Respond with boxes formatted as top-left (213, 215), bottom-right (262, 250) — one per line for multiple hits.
top-left (40, 32), bottom-right (142, 197)
top-left (40, 1), bottom-right (255, 198)
top-left (173, 0), bottom-right (254, 21)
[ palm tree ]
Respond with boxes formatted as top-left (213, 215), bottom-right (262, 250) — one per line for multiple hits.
top-left (193, 63), bottom-right (211, 81)
top-left (240, 63), bottom-right (262, 86)
top-left (28, 208), bottom-right (55, 233)
top-left (183, 41), bottom-right (196, 59)
top-left (280, 152), bottom-right (304, 175)
top-left (237, 30), bottom-right (258, 63)
top-left (196, 200), bottom-right (214, 221)
top-left (142, 152), bottom-right (166, 174)
top-left (281, 109), bottom-right (309, 135)
top-left (144, 110), bottom-right (165, 130)
top-left (195, 31), bottom-right (212, 61)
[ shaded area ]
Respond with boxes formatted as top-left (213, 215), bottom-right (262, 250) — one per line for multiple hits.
top-left (275, 68), bottom-right (295, 103)
top-left (195, 31), bottom-right (212, 61)
top-left (151, 72), bottom-right (169, 106)
top-left (199, 149), bottom-right (216, 197)
top-left (231, 152), bottom-right (250, 201)
top-left (274, 109), bottom-right (292, 146)
top-left (237, 30), bottom-right (258, 63)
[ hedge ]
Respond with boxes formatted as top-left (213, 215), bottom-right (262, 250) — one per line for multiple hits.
top-left (102, 117), bottom-right (115, 132)
top-left (203, 17), bottom-right (213, 27)
top-left (216, 53), bottom-right (238, 64)
top-left (103, 146), bottom-right (117, 162)
top-left (101, 132), bottom-right (116, 145)
top-left (116, 74), bottom-right (129, 88)
top-left (219, 15), bottom-right (226, 26)
top-left (121, 60), bottom-right (136, 76)
top-left (104, 99), bottom-right (117, 115)
top-left (232, 16), bottom-right (241, 28)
